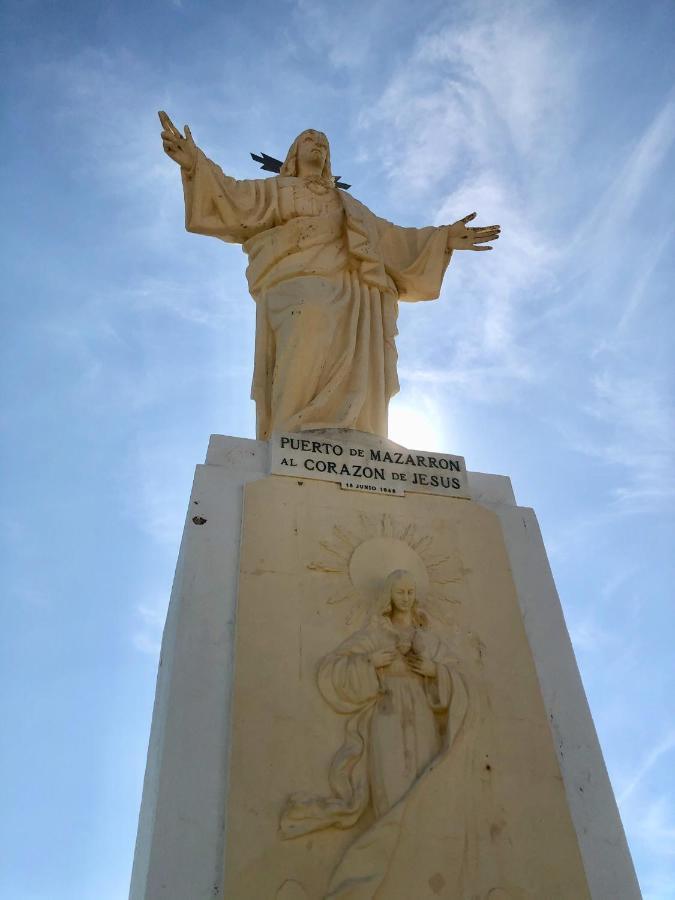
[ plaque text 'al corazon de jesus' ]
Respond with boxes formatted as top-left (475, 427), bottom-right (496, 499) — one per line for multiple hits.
top-left (270, 433), bottom-right (469, 499)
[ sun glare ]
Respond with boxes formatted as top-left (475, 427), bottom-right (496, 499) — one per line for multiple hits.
top-left (388, 397), bottom-right (447, 452)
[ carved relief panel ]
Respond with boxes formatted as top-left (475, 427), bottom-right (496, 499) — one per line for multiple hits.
top-left (223, 478), bottom-right (590, 900)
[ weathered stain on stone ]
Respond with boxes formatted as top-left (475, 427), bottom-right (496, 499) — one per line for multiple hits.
top-left (428, 872), bottom-right (445, 894)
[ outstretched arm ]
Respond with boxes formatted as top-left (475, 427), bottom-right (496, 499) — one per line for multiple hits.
top-left (447, 212), bottom-right (501, 251)
top-left (159, 110), bottom-right (197, 171)
top-left (158, 111), bottom-right (278, 243)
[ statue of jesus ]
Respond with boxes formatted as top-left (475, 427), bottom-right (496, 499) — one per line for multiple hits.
top-left (159, 113), bottom-right (500, 440)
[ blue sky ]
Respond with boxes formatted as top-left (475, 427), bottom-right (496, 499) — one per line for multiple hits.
top-left (1, 0), bottom-right (674, 897)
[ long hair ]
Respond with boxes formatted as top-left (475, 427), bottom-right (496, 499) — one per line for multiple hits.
top-left (378, 569), bottom-right (427, 627)
top-left (280, 129), bottom-right (334, 184)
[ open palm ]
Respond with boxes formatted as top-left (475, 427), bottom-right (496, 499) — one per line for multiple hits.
top-left (447, 212), bottom-right (501, 251)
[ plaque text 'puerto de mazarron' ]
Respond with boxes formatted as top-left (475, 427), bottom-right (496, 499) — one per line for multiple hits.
top-left (270, 433), bottom-right (469, 499)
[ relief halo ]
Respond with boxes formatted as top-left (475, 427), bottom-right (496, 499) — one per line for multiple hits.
top-left (348, 536), bottom-right (430, 604)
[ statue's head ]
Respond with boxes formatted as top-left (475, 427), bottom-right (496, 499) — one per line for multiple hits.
top-left (280, 129), bottom-right (333, 183)
top-left (379, 569), bottom-right (426, 625)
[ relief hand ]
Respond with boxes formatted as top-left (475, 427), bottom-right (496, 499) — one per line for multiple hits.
top-left (369, 647), bottom-right (398, 669)
top-left (159, 110), bottom-right (197, 170)
top-left (447, 212), bottom-right (501, 251)
top-left (407, 653), bottom-right (436, 677)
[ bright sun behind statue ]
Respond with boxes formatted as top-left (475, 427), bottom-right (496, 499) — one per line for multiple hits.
top-left (388, 398), bottom-right (447, 452)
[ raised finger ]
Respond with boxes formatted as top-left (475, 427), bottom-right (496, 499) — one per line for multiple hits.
top-left (158, 110), bottom-right (182, 138)
top-left (161, 129), bottom-right (182, 143)
top-left (184, 124), bottom-right (193, 141)
top-left (158, 110), bottom-right (174, 131)
top-left (470, 245), bottom-right (492, 251)
top-left (461, 211), bottom-right (477, 224)
top-left (158, 110), bottom-right (177, 131)
top-left (473, 234), bottom-right (498, 244)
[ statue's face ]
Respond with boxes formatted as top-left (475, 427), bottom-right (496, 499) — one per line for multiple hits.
top-left (390, 575), bottom-right (416, 612)
top-left (296, 130), bottom-right (328, 174)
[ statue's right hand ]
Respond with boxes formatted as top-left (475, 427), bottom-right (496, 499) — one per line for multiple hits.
top-left (158, 110), bottom-right (197, 170)
top-left (369, 647), bottom-right (398, 669)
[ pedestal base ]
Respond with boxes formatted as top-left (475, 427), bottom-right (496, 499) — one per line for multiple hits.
top-left (129, 434), bottom-right (640, 900)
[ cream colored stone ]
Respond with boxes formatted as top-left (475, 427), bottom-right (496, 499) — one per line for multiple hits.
top-left (159, 114), bottom-right (500, 440)
top-left (131, 435), bottom-right (640, 899)
top-left (279, 569), bottom-right (469, 844)
top-left (223, 475), bottom-right (591, 899)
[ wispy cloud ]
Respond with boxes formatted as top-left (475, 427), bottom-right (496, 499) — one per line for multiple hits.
top-left (38, 47), bottom-right (170, 190)
top-left (579, 371), bottom-right (675, 509)
top-left (116, 276), bottom-right (251, 330)
top-left (359, 1), bottom-right (578, 193)
top-left (573, 90), bottom-right (675, 268)
top-left (357, 3), bottom-right (675, 530)
top-left (290, 0), bottom-right (390, 71)
top-left (620, 731), bottom-right (675, 805)
top-left (357, 2), bottom-right (577, 403)
top-left (132, 596), bottom-right (169, 656)
top-left (565, 565), bottom-right (643, 671)
top-left (628, 794), bottom-right (675, 900)
top-left (568, 617), bottom-right (617, 654)
top-left (123, 436), bottom-right (199, 547)
top-left (596, 232), bottom-right (673, 348)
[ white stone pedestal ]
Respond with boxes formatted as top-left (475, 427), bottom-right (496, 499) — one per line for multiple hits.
top-left (129, 434), bottom-right (640, 900)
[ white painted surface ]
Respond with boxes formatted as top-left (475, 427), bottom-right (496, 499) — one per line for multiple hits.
top-left (129, 437), bottom-right (268, 900)
top-left (130, 434), bottom-right (640, 899)
top-left (494, 504), bottom-right (641, 899)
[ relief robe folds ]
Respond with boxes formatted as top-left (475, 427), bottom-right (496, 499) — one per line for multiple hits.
top-left (279, 619), bottom-right (467, 837)
top-left (182, 150), bottom-right (453, 439)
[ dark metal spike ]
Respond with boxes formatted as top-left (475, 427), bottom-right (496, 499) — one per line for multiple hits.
top-left (250, 151), bottom-right (282, 173)
top-left (251, 151), bottom-right (351, 188)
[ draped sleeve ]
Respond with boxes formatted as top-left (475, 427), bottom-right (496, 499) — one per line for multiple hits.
top-left (376, 217), bottom-right (453, 301)
top-left (317, 631), bottom-right (383, 715)
top-left (279, 625), bottom-right (396, 839)
top-left (181, 149), bottom-right (280, 243)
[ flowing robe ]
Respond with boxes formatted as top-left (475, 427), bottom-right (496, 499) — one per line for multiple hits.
top-left (279, 620), bottom-right (493, 899)
top-left (279, 617), bottom-right (464, 839)
top-left (181, 151), bottom-right (453, 439)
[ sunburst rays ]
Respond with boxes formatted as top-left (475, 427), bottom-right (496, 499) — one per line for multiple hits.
top-left (307, 513), bottom-right (465, 624)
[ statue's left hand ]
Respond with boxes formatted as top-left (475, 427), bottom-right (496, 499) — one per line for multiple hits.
top-left (407, 653), bottom-right (436, 677)
top-left (447, 212), bottom-right (501, 251)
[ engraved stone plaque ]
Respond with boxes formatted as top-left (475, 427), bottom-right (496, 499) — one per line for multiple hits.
top-left (270, 431), bottom-right (469, 499)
